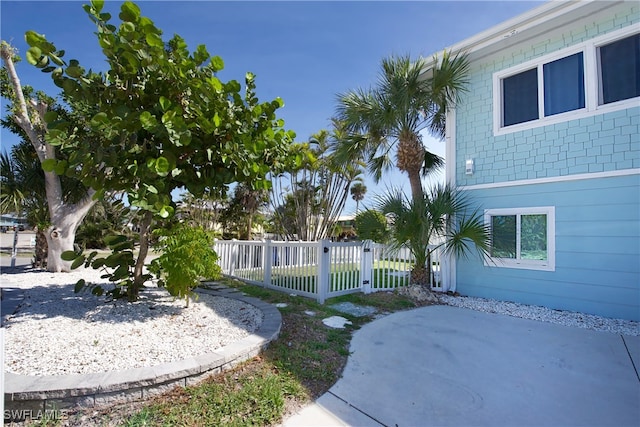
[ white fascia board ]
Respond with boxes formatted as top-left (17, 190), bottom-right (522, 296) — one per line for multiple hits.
top-left (421, 1), bottom-right (622, 67)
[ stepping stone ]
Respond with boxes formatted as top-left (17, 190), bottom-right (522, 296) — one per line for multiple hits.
top-left (322, 316), bottom-right (352, 329)
top-left (330, 302), bottom-right (377, 317)
top-left (304, 310), bottom-right (316, 317)
top-left (275, 303), bottom-right (288, 308)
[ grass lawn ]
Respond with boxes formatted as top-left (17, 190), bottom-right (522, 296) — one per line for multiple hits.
top-left (26, 279), bottom-right (432, 427)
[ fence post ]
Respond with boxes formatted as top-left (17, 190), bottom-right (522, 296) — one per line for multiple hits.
top-left (230, 239), bottom-right (238, 276)
top-left (361, 240), bottom-right (373, 294)
top-left (317, 239), bottom-right (330, 304)
top-left (263, 239), bottom-right (272, 288)
top-left (441, 250), bottom-right (452, 292)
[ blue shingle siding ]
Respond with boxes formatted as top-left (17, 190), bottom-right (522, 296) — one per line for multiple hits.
top-left (452, 3), bottom-right (640, 320)
top-left (455, 6), bottom-right (640, 187)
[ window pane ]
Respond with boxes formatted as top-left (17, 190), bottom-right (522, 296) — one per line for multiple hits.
top-left (503, 68), bottom-right (539, 126)
top-left (521, 214), bottom-right (547, 260)
top-left (543, 52), bottom-right (585, 116)
top-left (491, 215), bottom-right (516, 258)
top-left (600, 34), bottom-right (640, 104)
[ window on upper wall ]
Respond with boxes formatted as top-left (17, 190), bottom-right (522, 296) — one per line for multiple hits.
top-left (598, 33), bottom-right (640, 105)
top-left (499, 52), bottom-right (585, 128)
top-left (484, 207), bottom-right (555, 271)
top-left (493, 26), bottom-right (639, 135)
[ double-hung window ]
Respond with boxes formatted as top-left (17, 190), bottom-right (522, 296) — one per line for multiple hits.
top-left (484, 207), bottom-right (555, 271)
top-left (494, 27), bottom-right (639, 134)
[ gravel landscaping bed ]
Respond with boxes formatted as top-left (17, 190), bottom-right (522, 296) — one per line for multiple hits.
top-left (439, 294), bottom-right (639, 336)
top-left (1, 268), bottom-right (263, 376)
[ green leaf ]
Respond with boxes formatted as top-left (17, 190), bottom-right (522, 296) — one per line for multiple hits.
top-left (155, 156), bottom-right (170, 175)
top-left (25, 30), bottom-right (46, 47)
top-left (139, 111), bottom-right (157, 130)
top-left (159, 96), bottom-right (171, 111)
top-left (119, 1), bottom-right (141, 22)
top-left (211, 55), bottom-right (224, 71)
top-left (158, 205), bottom-right (174, 219)
top-left (213, 112), bottom-right (221, 127)
top-left (91, 0), bottom-right (104, 13)
top-left (71, 255), bottom-right (86, 270)
top-left (61, 250), bottom-right (79, 261)
top-left (74, 279), bottom-right (86, 293)
top-left (90, 112), bottom-right (109, 128)
top-left (66, 65), bottom-right (83, 78)
top-left (25, 47), bottom-right (42, 65)
top-left (145, 32), bottom-right (163, 48)
top-left (104, 234), bottom-right (128, 246)
top-left (49, 53), bottom-right (65, 66)
top-left (121, 21), bottom-right (136, 33)
top-left (54, 159), bottom-right (68, 175)
top-left (208, 76), bottom-right (222, 92)
top-left (43, 111), bottom-right (58, 123)
top-left (41, 159), bottom-right (57, 172)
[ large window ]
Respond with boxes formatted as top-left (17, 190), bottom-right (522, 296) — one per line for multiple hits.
top-left (599, 34), bottom-right (640, 105)
top-left (494, 27), bottom-right (639, 134)
top-left (484, 207), bottom-right (555, 271)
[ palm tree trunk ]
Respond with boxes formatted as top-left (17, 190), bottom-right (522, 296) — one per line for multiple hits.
top-left (396, 132), bottom-right (425, 201)
top-left (407, 169), bottom-right (424, 202)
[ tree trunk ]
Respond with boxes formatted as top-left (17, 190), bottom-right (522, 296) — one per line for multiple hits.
top-left (410, 265), bottom-right (430, 286)
top-left (33, 228), bottom-right (48, 268)
top-left (2, 43), bottom-right (97, 273)
top-left (45, 192), bottom-right (96, 272)
top-left (131, 211), bottom-right (153, 302)
top-left (396, 131), bottom-right (425, 201)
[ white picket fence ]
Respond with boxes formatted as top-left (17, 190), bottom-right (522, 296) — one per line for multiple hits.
top-left (214, 239), bottom-right (446, 303)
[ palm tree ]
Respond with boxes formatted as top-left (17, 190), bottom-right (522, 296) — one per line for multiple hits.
top-left (379, 184), bottom-right (489, 286)
top-left (270, 121), bottom-right (365, 241)
top-left (1, 141), bottom-right (50, 266)
top-left (350, 182), bottom-right (367, 214)
top-left (336, 52), bottom-right (469, 201)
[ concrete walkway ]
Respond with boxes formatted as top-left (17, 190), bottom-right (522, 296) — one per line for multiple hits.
top-left (283, 305), bottom-right (640, 427)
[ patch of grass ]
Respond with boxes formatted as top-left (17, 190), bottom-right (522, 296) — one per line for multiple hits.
top-left (124, 362), bottom-right (302, 427)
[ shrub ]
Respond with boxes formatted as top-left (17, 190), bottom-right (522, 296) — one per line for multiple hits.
top-left (149, 224), bottom-right (222, 306)
top-left (354, 209), bottom-right (389, 243)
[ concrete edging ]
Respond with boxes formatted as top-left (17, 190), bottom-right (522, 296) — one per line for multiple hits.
top-left (3, 284), bottom-right (282, 417)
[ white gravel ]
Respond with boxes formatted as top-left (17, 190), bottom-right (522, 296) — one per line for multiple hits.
top-left (439, 294), bottom-right (639, 336)
top-left (1, 268), bottom-right (263, 376)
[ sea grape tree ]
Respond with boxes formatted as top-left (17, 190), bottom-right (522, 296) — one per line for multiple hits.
top-left (27, 0), bottom-right (295, 300)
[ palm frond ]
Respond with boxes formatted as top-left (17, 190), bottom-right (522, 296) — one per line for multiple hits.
top-left (421, 150), bottom-right (445, 177)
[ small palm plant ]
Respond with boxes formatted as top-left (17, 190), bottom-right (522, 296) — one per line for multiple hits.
top-left (379, 184), bottom-right (489, 286)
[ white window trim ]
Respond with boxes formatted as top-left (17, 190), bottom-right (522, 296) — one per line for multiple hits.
top-left (484, 206), bottom-right (556, 271)
top-left (493, 24), bottom-right (640, 136)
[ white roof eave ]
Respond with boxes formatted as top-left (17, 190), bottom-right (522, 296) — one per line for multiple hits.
top-left (421, 0), bottom-right (625, 67)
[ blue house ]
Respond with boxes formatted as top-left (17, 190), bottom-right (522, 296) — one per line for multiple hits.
top-left (436, 1), bottom-right (639, 320)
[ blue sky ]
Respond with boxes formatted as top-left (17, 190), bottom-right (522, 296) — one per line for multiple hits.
top-left (1, 0), bottom-right (541, 214)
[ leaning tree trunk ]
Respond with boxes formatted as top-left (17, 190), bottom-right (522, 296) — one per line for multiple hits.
top-left (2, 43), bottom-right (97, 272)
top-left (46, 189), bottom-right (96, 272)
